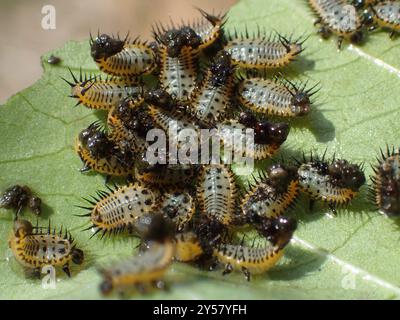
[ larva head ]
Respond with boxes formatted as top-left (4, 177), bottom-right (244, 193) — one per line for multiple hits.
top-left (13, 219), bottom-right (33, 238)
top-left (238, 111), bottom-right (289, 145)
top-left (27, 196), bottom-right (41, 215)
top-left (144, 88), bottom-right (175, 110)
top-left (285, 80), bottom-right (320, 116)
top-left (179, 26), bottom-right (202, 48)
top-left (361, 9), bottom-right (375, 27)
top-left (278, 34), bottom-right (304, 56)
top-left (254, 121), bottom-right (289, 146)
top-left (238, 111), bottom-right (257, 128)
top-left (79, 123), bottom-right (114, 159)
top-left (258, 216), bottom-right (297, 249)
top-left (209, 51), bottom-right (234, 87)
top-left (159, 27), bottom-right (201, 57)
top-left (115, 98), bottom-right (135, 123)
top-left (329, 159), bottom-right (366, 191)
top-left (90, 34), bottom-right (125, 60)
top-left (78, 122), bottom-right (97, 145)
top-left (267, 163), bottom-right (298, 188)
top-left (71, 247), bottom-right (84, 265)
top-left (291, 91), bottom-right (311, 115)
top-left (162, 192), bottom-right (184, 220)
top-left (115, 100), bottom-right (154, 137)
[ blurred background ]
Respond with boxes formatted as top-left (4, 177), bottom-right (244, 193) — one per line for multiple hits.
top-left (0, 0), bottom-right (236, 103)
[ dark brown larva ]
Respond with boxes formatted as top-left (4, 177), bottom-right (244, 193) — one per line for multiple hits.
top-left (370, 146), bottom-right (400, 217)
top-left (0, 185), bottom-right (41, 217)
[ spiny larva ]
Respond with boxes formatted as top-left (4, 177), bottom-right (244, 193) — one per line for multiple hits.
top-left (90, 33), bottom-right (157, 77)
top-left (241, 163), bottom-right (299, 221)
top-left (189, 50), bottom-right (235, 126)
top-left (238, 75), bottom-right (319, 117)
top-left (217, 111), bottom-right (290, 160)
top-left (224, 29), bottom-right (305, 69)
top-left (308, 0), bottom-right (363, 48)
top-left (63, 69), bottom-right (142, 110)
top-left (297, 152), bottom-right (366, 212)
top-left (197, 164), bottom-right (237, 226)
top-left (363, 1), bottom-right (400, 38)
top-left (213, 216), bottom-right (297, 281)
top-left (155, 29), bottom-right (198, 100)
top-left (99, 215), bottom-right (175, 295)
top-left (9, 219), bottom-right (84, 277)
top-left (370, 145), bottom-right (400, 217)
top-left (77, 182), bottom-right (158, 238)
top-left (75, 122), bottom-right (136, 178)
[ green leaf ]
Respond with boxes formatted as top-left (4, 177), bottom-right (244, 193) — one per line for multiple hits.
top-left (1, 0), bottom-right (400, 299)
